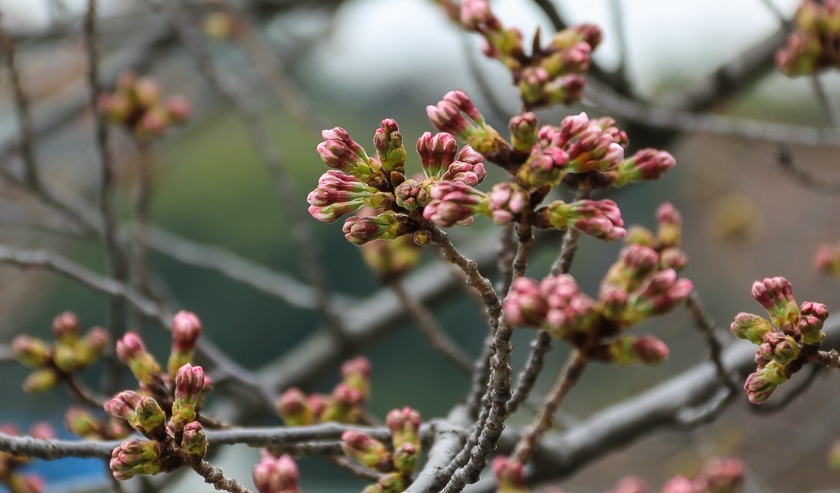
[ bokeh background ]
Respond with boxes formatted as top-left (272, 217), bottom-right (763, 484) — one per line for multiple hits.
top-left (1, 0), bottom-right (840, 491)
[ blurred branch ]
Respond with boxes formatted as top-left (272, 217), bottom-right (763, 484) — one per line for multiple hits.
top-left (686, 290), bottom-right (738, 393)
top-left (811, 74), bottom-right (840, 127)
top-left (775, 144), bottom-right (840, 193)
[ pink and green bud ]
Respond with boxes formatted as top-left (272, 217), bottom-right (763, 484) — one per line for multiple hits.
top-left (361, 232), bottom-right (422, 278)
top-left (308, 170), bottom-right (385, 223)
top-left (105, 391), bottom-right (166, 438)
top-left (165, 95), bottom-right (190, 123)
top-left (116, 332), bottom-right (162, 385)
top-left (563, 123), bottom-right (624, 173)
top-left (321, 383), bottom-right (364, 423)
top-left (730, 313), bottom-right (773, 344)
top-left (373, 119), bottom-right (406, 174)
top-left (543, 74), bottom-right (587, 107)
top-left (53, 343), bottom-right (84, 373)
top-left (541, 274), bottom-right (599, 338)
top-left (660, 248), bottom-right (689, 272)
top-left (276, 388), bottom-right (315, 427)
top-left (814, 241), bottom-right (840, 279)
top-left (488, 183), bottom-right (529, 225)
top-left (427, 91), bottom-right (508, 156)
top-left (744, 361), bottom-right (789, 404)
top-left (416, 132), bottom-right (458, 179)
top-left (109, 439), bottom-right (162, 480)
top-left (52, 312), bottom-right (79, 343)
top-left (509, 112), bottom-right (539, 153)
top-left (607, 477), bottom-right (649, 493)
top-left (393, 443), bottom-right (419, 474)
top-left (341, 430), bottom-right (393, 473)
top-left (516, 146), bottom-right (569, 188)
top-left (386, 407), bottom-right (421, 449)
top-left (181, 421), bottom-right (208, 457)
top-left (693, 457), bottom-right (744, 493)
top-left (168, 311), bottom-right (202, 377)
top-left (28, 422), bottom-right (54, 441)
top-left (22, 369), bottom-right (58, 393)
top-left (76, 327), bottom-right (108, 367)
top-left (624, 226), bottom-right (655, 248)
top-left (342, 356), bottom-right (371, 402)
top-left (505, 277), bottom-right (549, 327)
top-left (12, 336), bottom-right (50, 368)
top-left (542, 40), bottom-right (591, 77)
top-left (593, 335), bottom-right (669, 366)
top-left (317, 127), bottom-right (376, 182)
top-left (253, 453), bottom-right (299, 493)
top-left (656, 202), bottom-right (682, 249)
top-left (776, 31), bottom-right (822, 77)
top-left (798, 301), bottom-right (828, 344)
top-left (395, 179), bottom-right (432, 210)
top-left (758, 332), bottom-right (800, 366)
top-left (460, 0), bottom-right (501, 31)
top-left (370, 473), bottom-right (406, 493)
top-left (441, 146), bottom-right (487, 185)
top-left (601, 245), bottom-right (660, 294)
top-left (65, 407), bottom-right (100, 438)
top-left (492, 456), bottom-right (526, 493)
top-left (661, 476), bottom-right (695, 493)
top-left (172, 363), bottom-right (206, 431)
top-left (343, 213), bottom-right (414, 245)
top-left (609, 149), bottom-right (676, 187)
top-left (631, 269), bottom-right (693, 318)
top-left (423, 181), bottom-right (488, 227)
top-left (536, 199), bottom-right (626, 242)
top-left (751, 277), bottom-right (799, 330)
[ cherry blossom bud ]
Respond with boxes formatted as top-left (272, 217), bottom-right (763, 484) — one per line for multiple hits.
top-left (109, 439), bottom-right (161, 480)
top-left (76, 327), bottom-right (108, 367)
top-left (342, 357), bottom-right (371, 401)
top-left (798, 301), bottom-right (828, 344)
top-left (693, 457), bottom-right (744, 493)
top-left (372, 473), bottom-right (406, 493)
top-left (416, 132), bottom-right (458, 179)
top-left (485, 183), bottom-right (527, 225)
top-left (321, 383), bottom-right (364, 423)
top-left (776, 31), bottom-right (821, 77)
top-left (393, 443), bottom-right (419, 474)
top-left (516, 146), bottom-right (569, 188)
top-left (509, 112), bottom-right (539, 153)
top-left (342, 213), bottom-right (414, 245)
top-left (661, 476), bottom-right (695, 493)
top-left (276, 388), bottom-right (315, 427)
top-left (553, 112), bottom-right (590, 147)
top-left (541, 274), bottom-right (598, 338)
top-left (386, 407), bottom-right (421, 449)
top-left (492, 456), bottom-right (526, 493)
top-left (65, 407), bottom-right (99, 438)
top-left (505, 277), bottom-right (549, 327)
top-left (633, 269), bottom-right (693, 317)
top-left (52, 312), bottom-right (79, 342)
top-left (544, 74), bottom-right (587, 107)
top-left (751, 277), bottom-right (799, 329)
top-left (134, 77), bottom-right (160, 107)
top-left (105, 391), bottom-right (166, 438)
top-left (660, 248), bottom-right (689, 272)
top-left (317, 127), bottom-right (375, 181)
top-left (165, 95), bottom-right (190, 123)
top-left (254, 453), bottom-right (299, 493)
top-left (423, 181), bottom-right (488, 227)
top-left (181, 422), bottom-right (208, 457)
top-left (593, 335), bottom-right (669, 366)
top-left (22, 369), bottom-right (58, 393)
top-left (607, 476), bottom-right (649, 493)
top-left (442, 146), bottom-right (487, 185)
top-left (168, 311), bottom-right (202, 377)
top-left (341, 430), bottom-right (393, 472)
top-left (624, 226), bottom-right (655, 248)
top-left (372, 119), bottom-right (406, 174)
top-left (610, 149), bottom-right (676, 187)
top-left (308, 170), bottom-right (384, 223)
top-left (601, 245), bottom-right (660, 293)
top-left (814, 241), bottom-right (840, 279)
top-left (536, 199), bottom-right (626, 242)
top-left (12, 336), bottom-right (50, 368)
top-left (730, 313), bottom-right (773, 344)
top-left (656, 202), bottom-right (682, 249)
top-left (116, 332), bottom-right (162, 385)
top-left (171, 364), bottom-right (206, 431)
top-left (758, 332), bottom-right (799, 366)
top-left (460, 0), bottom-right (501, 31)
top-left (744, 361), bottom-right (789, 404)
top-left (427, 91), bottom-right (508, 156)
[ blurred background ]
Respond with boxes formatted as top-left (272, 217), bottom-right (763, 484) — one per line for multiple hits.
top-left (2, 0), bottom-right (840, 491)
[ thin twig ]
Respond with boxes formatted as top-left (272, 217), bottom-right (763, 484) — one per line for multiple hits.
top-left (686, 290), bottom-right (738, 392)
top-left (751, 364), bottom-right (822, 414)
top-left (64, 376), bottom-right (106, 408)
top-left (511, 347), bottom-right (588, 464)
top-left (495, 223), bottom-right (516, 294)
top-left (0, 14), bottom-right (40, 189)
top-left (775, 144), bottom-right (840, 193)
top-left (390, 279), bottom-right (474, 374)
top-left (84, 0), bottom-right (130, 396)
top-left (807, 349), bottom-right (840, 369)
top-left (549, 183), bottom-right (590, 276)
top-left (507, 331), bottom-right (552, 415)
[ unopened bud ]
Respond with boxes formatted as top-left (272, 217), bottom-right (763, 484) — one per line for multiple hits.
top-left (276, 388), bottom-right (315, 427)
top-left (12, 336), bottom-right (51, 368)
top-left (109, 439), bottom-right (161, 480)
top-left (341, 430), bottom-right (393, 473)
top-left (169, 311), bottom-right (202, 376)
top-left (171, 364), bottom-right (206, 431)
top-left (52, 312), bottom-right (79, 342)
top-left (386, 407), bottom-right (421, 449)
top-left (22, 369), bottom-right (58, 393)
top-left (116, 333), bottom-right (162, 385)
top-left (181, 421), bottom-right (208, 457)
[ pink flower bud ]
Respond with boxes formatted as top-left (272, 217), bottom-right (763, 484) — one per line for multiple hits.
top-left (341, 430), bottom-right (392, 472)
top-left (416, 132), bottom-right (458, 178)
top-left (165, 95), bottom-right (190, 123)
top-left (342, 213), bottom-right (413, 245)
top-left (52, 311), bottom-right (79, 341)
top-left (134, 77), bottom-right (161, 107)
top-left (661, 476), bottom-right (695, 493)
top-left (730, 313), bottom-right (773, 344)
top-left (28, 422), bottom-right (55, 440)
top-left (423, 181), bottom-right (488, 227)
top-left (509, 112), bottom-right (539, 152)
top-left (373, 119), bottom-right (406, 174)
top-left (441, 145), bottom-right (487, 185)
top-left (386, 407), bottom-right (421, 449)
top-left (492, 456), bottom-right (525, 490)
top-left (65, 407), bottom-right (99, 438)
top-left (798, 301), bottom-right (828, 344)
top-left (109, 439), bottom-right (161, 480)
top-left (181, 421), bottom-right (208, 457)
top-left (537, 199), bottom-right (626, 242)
top-left (505, 277), bottom-right (549, 327)
top-left (276, 388), bottom-right (315, 427)
top-left (12, 336), bottom-right (51, 368)
top-left (22, 369), bottom-right (58, 393)
top-left (488, 183), bottom-right (529, 225)
top-left (317, 127), bottom-right (373, 180)
top-left (693, 457), bottom-right (744, 493)
top-left (758, 332), bottom-right (799, 365)
top-left (172, 364), bottom-right (206, 430)
top-left (744, 362), bottom-right (788, 404)
top-left (254, 453), bottom-right (300, 493)
top-left (117, 332), bottom-right (162, 384)
top-left (172, 311), bottom-right (202, 353)
top-left (460, 0), bottom-right (501, 31)
top-left (116, 332), bottom-right (146, 362)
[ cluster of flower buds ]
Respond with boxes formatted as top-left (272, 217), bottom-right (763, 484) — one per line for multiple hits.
top-left (0, 423), bottom-right (53, 493)
top-left (97, 70), bottom-right (190, 139)
top-left (253, 452), bottom-right (299, 493)
top-left (115, 310), bottom-right (203, 389)
top-left (64, 406), bottom-right (131, 440)
top-left (341, 407), bottom-right (422, 492)
top-left (814, 240), bottom-right (840, 279)
top-left (276, 357), bottom-right (371, 425)
top-left (731, 277), bottom-right (828, 404)
top-left (13, 312), bottom-right (108, 393)
top-left (776, 0), bottom-right (840, 76)
top-left (105, 363), bottom-right (210, 480)
top-left (456, 0), bottom-right (600, 108)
